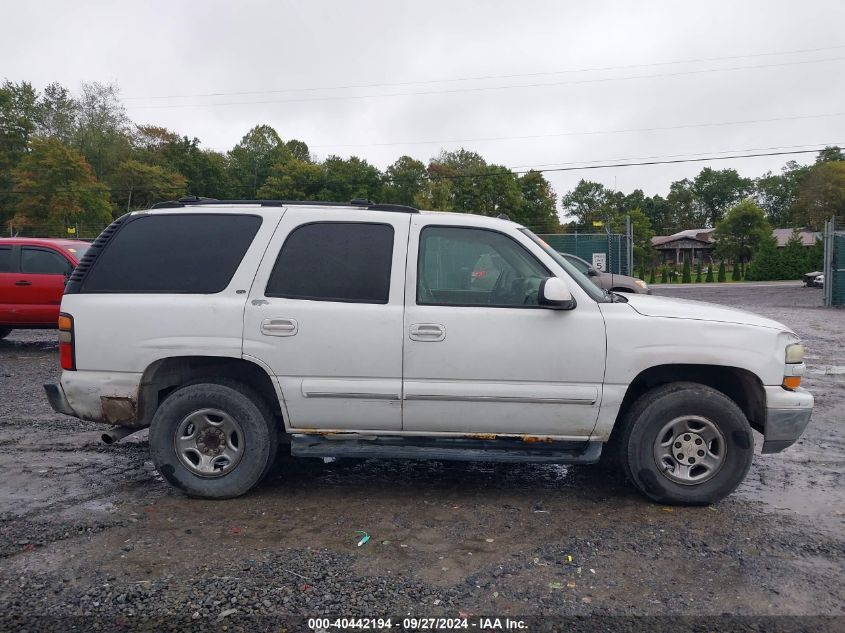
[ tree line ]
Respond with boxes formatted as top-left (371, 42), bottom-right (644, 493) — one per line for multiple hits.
top-left (2, 79), bottom-right (843, 275)
top-left (0, 80), bottom-right (559, 234)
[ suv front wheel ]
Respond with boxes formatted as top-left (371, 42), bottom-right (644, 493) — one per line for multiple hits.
top-left (619, 382), bottom-right (754, 505)
top-left (149, 381), bottom-right (278, 499)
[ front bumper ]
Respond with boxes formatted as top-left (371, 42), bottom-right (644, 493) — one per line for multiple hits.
top-left (762, 386), bottom-right (813, 453)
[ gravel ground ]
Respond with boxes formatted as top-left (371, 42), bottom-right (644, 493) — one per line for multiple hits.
top-left (0, 283), bottom-right (843, 631)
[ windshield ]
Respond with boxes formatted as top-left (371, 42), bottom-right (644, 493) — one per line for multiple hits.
top-left (519, 228), bottom-right (608, 302)
top-left (64, 245), bottom-right (90, 261)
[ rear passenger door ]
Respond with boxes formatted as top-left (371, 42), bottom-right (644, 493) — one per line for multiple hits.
top-left (6, 246), bottom-right (72, 325)
top-left (243, 208), bottom-right (411, 431)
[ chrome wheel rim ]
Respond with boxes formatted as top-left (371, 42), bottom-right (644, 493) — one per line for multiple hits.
top-left (174, 408), bottom-right (244, 477)
top-left (653, 415), bottom-right (726, 485)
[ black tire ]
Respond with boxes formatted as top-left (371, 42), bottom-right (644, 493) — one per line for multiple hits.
top-left (619, 382), bottom-right (754, 505)
top-left (0, 328), bottom-right (12, 340)
top-left (149, 381), bottom-right (278, 499)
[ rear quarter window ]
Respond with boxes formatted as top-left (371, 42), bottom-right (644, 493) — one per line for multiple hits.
top-left (82, 214), bottom-right (262, 293)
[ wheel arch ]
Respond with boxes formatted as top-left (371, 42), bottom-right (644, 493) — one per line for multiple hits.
top-left (614, 363), bottom-right (766, 437)
top-left (137, 355), bottom-right (284, 430)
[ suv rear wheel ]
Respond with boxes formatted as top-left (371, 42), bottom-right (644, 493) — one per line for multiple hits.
top-left (149, 381), bottom-right (278, 499)
top-left (619, 382), bottom-right (754, 505)
top-left (0, 328), bottom-right (12, 340)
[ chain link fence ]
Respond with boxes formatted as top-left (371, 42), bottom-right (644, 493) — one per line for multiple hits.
top-left (823, 217), bottom-right (845, 307)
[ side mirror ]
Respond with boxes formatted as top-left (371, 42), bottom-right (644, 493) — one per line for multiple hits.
top-left (588, 268), bottom-right (600, 277)
top-left (539, 277), bottom-right (576, 310)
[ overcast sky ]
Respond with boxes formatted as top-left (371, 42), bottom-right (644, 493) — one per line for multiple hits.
top-left (4, 0), bottom-right (845, 205)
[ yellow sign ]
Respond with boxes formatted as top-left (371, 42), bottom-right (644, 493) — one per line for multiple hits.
top-left (66, 226), bottom-right (77, 235)
top-left (592, 220), bottom-right (604, 228)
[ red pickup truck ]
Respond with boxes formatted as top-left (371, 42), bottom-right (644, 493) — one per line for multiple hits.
top-left (0, 238), bottom-right (90, 339)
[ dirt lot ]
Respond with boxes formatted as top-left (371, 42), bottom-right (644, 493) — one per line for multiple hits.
top-left (0, 283), bottom-right (843, 631)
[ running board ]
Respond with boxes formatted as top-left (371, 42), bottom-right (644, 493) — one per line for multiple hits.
top-left (290, 434), bottom-right (602, 464)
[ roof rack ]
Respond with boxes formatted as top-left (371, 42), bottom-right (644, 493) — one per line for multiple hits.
top-left (151, 196), bottom-right (418, 213)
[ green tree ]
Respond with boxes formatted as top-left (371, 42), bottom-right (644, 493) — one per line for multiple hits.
top-left (815, 146), bottom-right (844, 164)
top-left (227, 125), bottom-right (291, 198)
top-left (718, 260), bottom-right (726, 282)
top-left (648, 268), bottom-right (656, 284)
top-left (561, 180), bottom-right (610, 226)
top-left (666, 179), bottom-right (698, 229)
top-left (792, 161), bottom-right (845, 230)
top-left (714, 199), bottom-right (771, 268)
top-left (695, 261), bottom-right (702, 283)
top-left (780, 231), bottom-right (812, 280)
top-left (660, 266), bottom-right (669, 284)
top-left (0, 81), bottom-right (38, 224)
top-left (754, 161), bottom-right (809, 228)
top-left (382, 155), bottom-right (427, 206)
top-left (258, 158), bottom-right (325, 200)
top-left (691, 167), bottom-right (754, 226)
top-left (746, 235), bottom-right (783, 281)
top-left (705, 263), bottom-right (714, 282)
top-left (517, 170), bottom-right (559, 232)
top-left (682, 254), bottom-right (692, 283)
top-left (320, 155), bottom-right (383, 202)
top-left (731, 263), bottom-right (742, 281)
top-left (135, 125), bottom-right (233, 199)
top-left (610, 207), bottom-right (655, 269)
top-left (111, 159), bottom-right (187, 211)
top-left (10, 138), bottom-right (112, 229)
top-left (72, 81), bottom-right (132, 185)
top-left (34, 82), bottom-right (77, 142)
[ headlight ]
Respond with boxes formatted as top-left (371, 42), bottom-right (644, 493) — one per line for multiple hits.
top-left (634, 279), bottom-right (648, 289)
top-left (785, 343), bottom-right (805, 364)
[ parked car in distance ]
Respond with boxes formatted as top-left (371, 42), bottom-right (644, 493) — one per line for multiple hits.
top-left (813, 274), bottom-right (825, 288)
top-left (559, 252), bottom-right (650, 294)
top-left (45, 198), bottom-right (812, 506)
top-left (0, 238), bottom-right (90, 339)
top-left (803, 270), bottom-right (823, 287)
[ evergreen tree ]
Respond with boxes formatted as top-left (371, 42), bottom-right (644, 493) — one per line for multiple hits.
top-left (718, 261), bottom-right (726, 282)
top-left (648, 268), bottom-right (656, 284)
top-left (731, 263), bottom-right (742, 281)
top-left (682, 255), bottom-right (692, 283)
top-left (695, 262), bottom-right (703, 283)
top-left (746, 236), bottom-right (782, 281)
top-left (660, 266), bottom-right (669, 284)
top-left (705, 264), bottom-right (714, 283)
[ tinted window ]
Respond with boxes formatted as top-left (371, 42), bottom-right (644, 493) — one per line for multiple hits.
top-left (82, 214), bottom-right (262, 293)
top-left (266, 222), bottom-right (393, 303)
top-left (21, 247), bottom-right (71, 274)
top-left (0, 247), bottom-right (11, 272)
top-left (418, 227), bottom-right (548, 307)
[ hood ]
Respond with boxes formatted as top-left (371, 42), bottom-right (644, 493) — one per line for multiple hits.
top-left (623, 293), bottom-right (792, 332)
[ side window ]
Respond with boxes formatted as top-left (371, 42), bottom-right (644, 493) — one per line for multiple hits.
top-left (418, 227), bottom-right (549, 307)
top-left (21, 248), bottom-right (71, 275)
top-left (82, 214), bottom-right (262, 293)
top-left (266, 222), bottom-right (394, 304)
top-left (0, 247), bottom-right (11, 272)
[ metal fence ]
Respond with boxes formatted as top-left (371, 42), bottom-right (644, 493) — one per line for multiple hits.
top-left (5, 223), bottom-right (108, 240)
top-left (823, 217), bottom-right (845, 307)
top-left (538, 228), bottom-right (633, 277)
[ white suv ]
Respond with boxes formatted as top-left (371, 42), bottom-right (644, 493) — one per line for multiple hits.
top-left (44, 198), bottom-right (813, 504)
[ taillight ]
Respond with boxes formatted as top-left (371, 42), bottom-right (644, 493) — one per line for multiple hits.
top-left (58, 313), bottom-right (75, 370)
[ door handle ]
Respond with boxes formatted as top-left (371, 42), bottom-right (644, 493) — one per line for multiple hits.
top-left (409, 323), bottom-right (446, 342)
top-left (261, 318), bottom-right (298, 337)
top-left (14, 280), bottom-right (32, 286)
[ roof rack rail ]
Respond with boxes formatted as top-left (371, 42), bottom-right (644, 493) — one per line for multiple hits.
top-left (150, 198), bottom-right (419, 213)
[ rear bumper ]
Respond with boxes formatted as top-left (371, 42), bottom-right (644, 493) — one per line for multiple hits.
top-left (762, 386), bottom-right (813, 453)
top-left (44, 371), bottom-right (144, 427)
top-left (44, 383), bottom-right (76, 416)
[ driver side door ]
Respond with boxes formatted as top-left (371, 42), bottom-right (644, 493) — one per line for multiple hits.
top-left (402, 218), bottom-right (607, 437)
